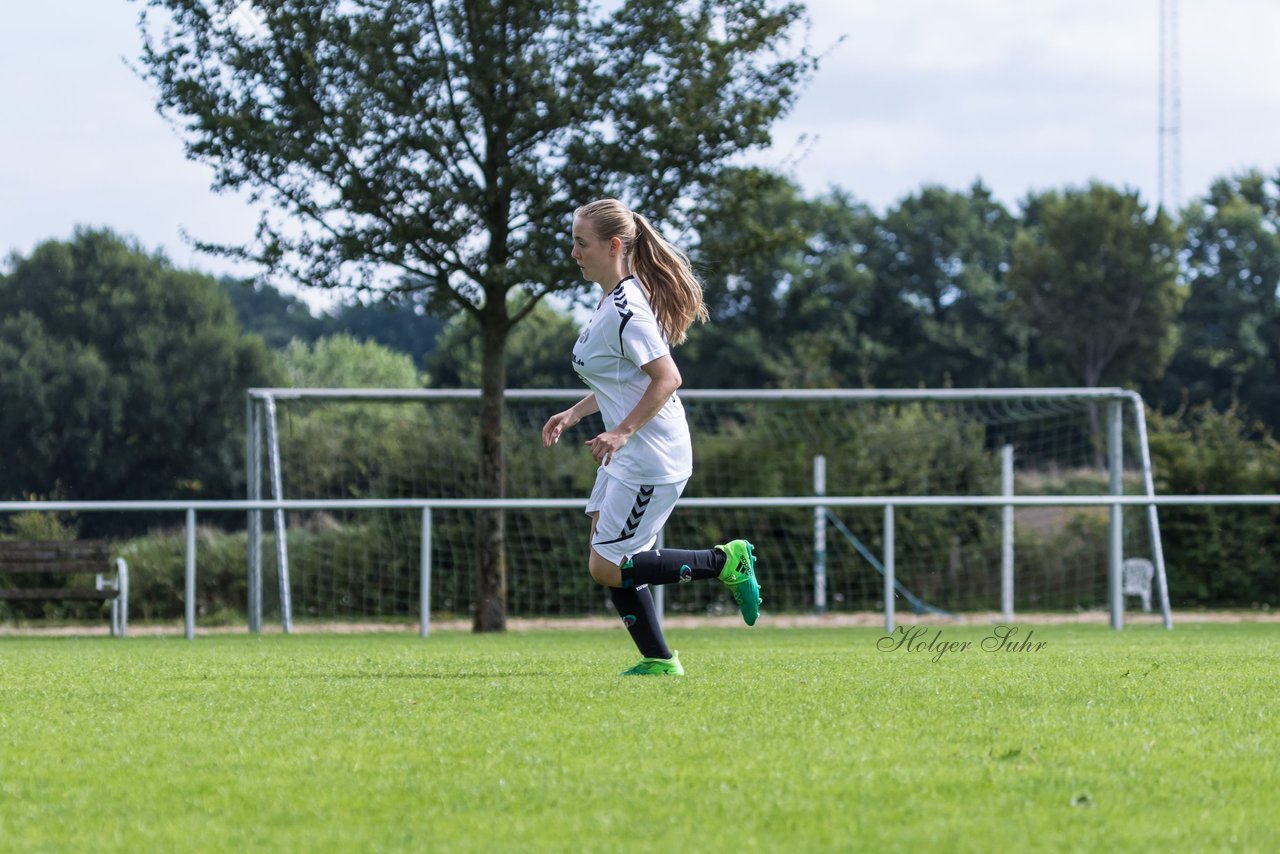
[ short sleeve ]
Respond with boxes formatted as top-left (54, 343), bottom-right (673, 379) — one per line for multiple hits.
top-left (620, 307), bottom-right (670, 368)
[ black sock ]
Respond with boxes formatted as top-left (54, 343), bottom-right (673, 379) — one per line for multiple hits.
top-left (608, 585), bottom-right (671, 659)
top-left (620, 547), bottom-right (727, 588)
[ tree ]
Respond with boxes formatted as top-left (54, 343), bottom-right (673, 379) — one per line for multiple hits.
top-left (1008, 184), bottom-right (1183, 388)
top-left (324, 297), bottom-right (448, 369)
top-left (274, 335), bottom-right (425, 500)
top-left (135, 0), bottom-right (815, 630)
top-left (427, 300), bottom-right (582, 389)
top-left (0, 229), bottom-right (277, 531)
top-left (1152, 170), bottom-right (1280, 432)
top-left (279, 334), bottom-right (421, 389)
top-left (866, 183), bottom-right (1024, 388)
top-left (687, 173), bottom-right (1027, 390)
top-left (222, 276), bottom-right (329, 349)
top-left (224, 277), bottom-right (449, 366)
top-left (685, 168), bottom-right (880, 387)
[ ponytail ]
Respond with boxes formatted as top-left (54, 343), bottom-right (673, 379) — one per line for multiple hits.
top-left (629, 213), bottom-right (709, 346)
top-left (575, 199), bottom-right (708, 346)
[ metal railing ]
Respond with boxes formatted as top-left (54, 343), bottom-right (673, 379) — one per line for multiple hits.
top-left (5, 493), bottom-right (1280, 638)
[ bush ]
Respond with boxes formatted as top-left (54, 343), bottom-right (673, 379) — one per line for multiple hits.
top-left (0, 230), bottom-right (277, 534)
top-left (1148, 405), bottom-right (1280, 606)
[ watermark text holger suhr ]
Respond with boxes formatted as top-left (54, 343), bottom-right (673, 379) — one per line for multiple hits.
top-left (877, 625), bottom-right (1047, 662)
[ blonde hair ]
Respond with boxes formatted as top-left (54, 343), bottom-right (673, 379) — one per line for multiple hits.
top-left (574, 199), bottom-right (709, 346)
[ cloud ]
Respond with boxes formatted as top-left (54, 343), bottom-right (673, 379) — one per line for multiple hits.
top-left (772, 0), bottom-right (1280, 210)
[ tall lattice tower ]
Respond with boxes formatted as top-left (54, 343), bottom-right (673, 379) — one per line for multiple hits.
top-left (1157, 0), bottom-right (1182, 211)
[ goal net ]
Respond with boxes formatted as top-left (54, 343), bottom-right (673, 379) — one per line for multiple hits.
top-left (245, 388), bottom-right (1168, 627)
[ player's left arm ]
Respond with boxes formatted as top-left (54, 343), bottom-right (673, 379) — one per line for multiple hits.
top-left (585, 356), bottom-right (681, 466)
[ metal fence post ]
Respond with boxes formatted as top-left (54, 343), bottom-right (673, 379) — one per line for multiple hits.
top-left (1001, 444), bottom-right (1015, 622)
top-left (1109, 401), bottom-right (1124, 630)
top-left (420, 507), bottom-right (432, 638)
top-left (814, 455), bottom-right (828, 614)
top-left (247, 395), bottom-right (263, 633)
top-left (883, 504), bottom-right (895, 634)
top-left (185, 507), bottom-right (197, 640)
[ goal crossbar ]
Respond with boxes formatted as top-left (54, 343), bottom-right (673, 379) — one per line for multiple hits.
top-left (248, 387), bottom-right (1136, 402)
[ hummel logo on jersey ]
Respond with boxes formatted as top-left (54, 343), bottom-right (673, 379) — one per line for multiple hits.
top-left (612, 285), bottom-right (634, 346)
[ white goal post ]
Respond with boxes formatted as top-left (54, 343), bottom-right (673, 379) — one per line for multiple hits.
top-left (245, 387), bottom-right (1173, 631)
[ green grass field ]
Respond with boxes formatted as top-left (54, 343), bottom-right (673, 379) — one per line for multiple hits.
top-left (2, 622), bottom-right (1277, 852)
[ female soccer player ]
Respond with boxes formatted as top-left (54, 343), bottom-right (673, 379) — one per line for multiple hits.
top-left (541, 198), bottom-right (761, 676)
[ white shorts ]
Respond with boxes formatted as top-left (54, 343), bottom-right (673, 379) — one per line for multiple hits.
top-left (585, 470), bottom-right (687, 567)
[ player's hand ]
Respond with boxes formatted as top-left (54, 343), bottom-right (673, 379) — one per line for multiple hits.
top-left (542, 409), bottom-right (580, 447)
top-left (586, 430), bottom-right (628, 466)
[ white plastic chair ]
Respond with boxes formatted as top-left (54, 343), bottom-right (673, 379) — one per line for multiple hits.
top-left (1122, 558), bottom-right (1154, 613)
top-left (95, 557), bottom-right (130, 638)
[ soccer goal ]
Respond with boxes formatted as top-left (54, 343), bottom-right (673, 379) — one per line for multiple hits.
top-left (244, 387), bottom-right (1172, 630)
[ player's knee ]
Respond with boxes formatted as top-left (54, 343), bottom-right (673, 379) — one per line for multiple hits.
top-left (588, 562), bottom-right (610, 586)
top-left (588, 552), bottom-right (621, 587)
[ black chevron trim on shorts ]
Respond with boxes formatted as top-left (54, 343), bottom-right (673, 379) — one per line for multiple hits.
top-left (593, 484), bottom-right (655, 546)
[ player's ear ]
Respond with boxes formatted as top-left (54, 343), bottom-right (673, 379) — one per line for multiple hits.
top-left (610, 236), bottom-right (622, 256)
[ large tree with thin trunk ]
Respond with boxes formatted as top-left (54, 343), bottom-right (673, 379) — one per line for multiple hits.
top-left (1008, 183), bottom-right (1183, 389)
top-left (134, 0), bottom-right (815, 630)
top-left (1153, 170), bottom-right (1280, 432)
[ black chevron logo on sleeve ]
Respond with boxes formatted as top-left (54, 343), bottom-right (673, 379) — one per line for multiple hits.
top-left (612, 287), bottom-right (634, 347)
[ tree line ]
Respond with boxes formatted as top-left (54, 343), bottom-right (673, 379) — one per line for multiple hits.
top-left (2, 166), bottom-right (1277, 519)
top-left (228, 166), bottom-right (1280, 435)
top-left (680, 166), bottom-right (1280, 434)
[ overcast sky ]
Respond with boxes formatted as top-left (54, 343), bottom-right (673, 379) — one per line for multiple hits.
top-left (3, 1), bottom-right (1278, 295)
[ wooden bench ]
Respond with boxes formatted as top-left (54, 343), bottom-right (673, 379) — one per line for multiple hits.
top-left (0, 540), bottom-right (129, 637)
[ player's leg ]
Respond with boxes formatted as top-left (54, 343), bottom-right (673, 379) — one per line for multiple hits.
top-left (588, 509), bottom-right (676, 668)
top-left (589, 473), bottom-right (762, 625)
top-left (608, 584), bottom-right (682, 675)
top-left (620, 546), bottom-right (725, 586)
top-left (585, 475), bottom-right (682, 675)
top-left (586, 476), bottom-right (684, 588)
top-left (623, 539), bottom-right (762, 626)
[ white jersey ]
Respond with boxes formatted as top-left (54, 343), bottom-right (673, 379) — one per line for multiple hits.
top-left (571, 276), bottom-right (693, 485)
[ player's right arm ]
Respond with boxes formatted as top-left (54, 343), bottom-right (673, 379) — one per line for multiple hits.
top-left (542, 394), bottom-right (599, 447)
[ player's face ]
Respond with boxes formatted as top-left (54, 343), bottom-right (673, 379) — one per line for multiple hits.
top-left (570, 216), bottom-right (614, 284)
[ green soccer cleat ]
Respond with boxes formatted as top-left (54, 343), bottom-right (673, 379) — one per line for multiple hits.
top-left (717, 539), bottom-right (761, 626)
top-left (620, 650), bottom-right (685, 676)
